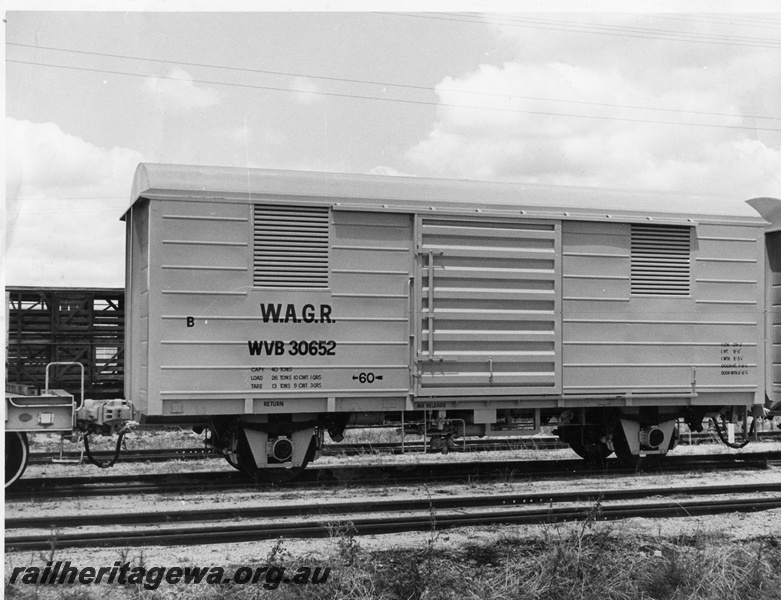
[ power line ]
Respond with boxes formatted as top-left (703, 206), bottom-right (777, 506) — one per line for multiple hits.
top-left (648, 13), bottom-right (781, 31)
top-left (9, 58), bottom-right (781, 133)
top-left (444, 11), bottom-right (781, 46)
top-left (8, 42), bottom-right (781, 121)
top-left (477, 11), bottom-right (781, 44)
top-left (389, 12), bottom-right (781, 49)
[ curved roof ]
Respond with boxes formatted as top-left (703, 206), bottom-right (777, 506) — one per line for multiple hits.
top-left (129, 162), bottom-right (770, 223)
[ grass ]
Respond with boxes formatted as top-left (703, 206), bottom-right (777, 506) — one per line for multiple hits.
top-left (6, 519), bottom-right (781, 600)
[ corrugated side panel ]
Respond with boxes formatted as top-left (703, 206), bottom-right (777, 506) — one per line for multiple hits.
top-left (328, 210), bottom-right (412, 395)
top-left (127, 200), bottom-right (150, 412)
top-left (562, 221), bottom-right (761, 396)
top-left (150, 199), bottom-right (252, 414)
top-left (769, 232), bottom-right (781, 404)
top-left (151, 203), bottom-right (412, 410)
top-left (418, 218), bottom-right (560, 396)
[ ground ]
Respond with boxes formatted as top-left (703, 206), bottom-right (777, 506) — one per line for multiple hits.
top-left (5, 430), bottom-right (781, 599)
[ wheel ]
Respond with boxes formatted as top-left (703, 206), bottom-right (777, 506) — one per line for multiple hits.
top-left (555, 426), bottom-right (613, 463)
top-left (5, 432), bottom-right (29, 487)
top-left (568, 441), bottom-right (613, 464)
top-left (236, 430), bottom-right (317, 483)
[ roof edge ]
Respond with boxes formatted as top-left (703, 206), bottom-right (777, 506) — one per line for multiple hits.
top-left (747, 197), bottom-right (781, 232)
top-left (124, 162), bottom-right (769, 221)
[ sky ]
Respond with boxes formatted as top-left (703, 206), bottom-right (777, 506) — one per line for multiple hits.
top-left (4, 3), bottom-right (781, 288)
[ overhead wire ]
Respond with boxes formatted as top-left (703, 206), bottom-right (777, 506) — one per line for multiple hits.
top-left (8, 58), bottom-right (781, 133)
top-left (647, 13), bottom-right (781, 30)
top-left (6, 14), bottom-right (780, 218)
top-left (389, 12), bottom-right (781, 49)
top-left (444, 11), bottom-right (781, 45)
top-left (476, 11), bottom-right (781, 44)
top-left (7, 42), bottom-right (781, 122)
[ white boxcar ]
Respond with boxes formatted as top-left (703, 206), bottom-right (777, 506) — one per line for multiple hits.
top-left (749, 198), bottom-right (781, 413)
top-left (124, 163), bottom-right (777, 477)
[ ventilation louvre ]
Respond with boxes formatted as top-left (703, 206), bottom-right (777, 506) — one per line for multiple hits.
top-left (631, 224), bottom-right (691, 296)
top-left (253, 204), bottom-right (330, 288)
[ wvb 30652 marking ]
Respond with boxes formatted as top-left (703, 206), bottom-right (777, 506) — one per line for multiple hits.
top-left (247, 340), bottom-right (337, 356)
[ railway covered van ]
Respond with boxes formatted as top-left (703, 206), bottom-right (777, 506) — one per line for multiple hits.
top-left (748, 198), bottom-right (781, 413)
top-left (121, 163), bottom-right (777, 477)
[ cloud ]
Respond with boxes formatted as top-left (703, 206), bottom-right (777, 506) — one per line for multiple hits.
top-left (290, 77), bottom-right (322, 106)
top-left (5, 118), bottom-right (144, 287)
top-left (143, 67), bottom-right (220, 109)
top-left (406, 53), bottom-right (781, 198)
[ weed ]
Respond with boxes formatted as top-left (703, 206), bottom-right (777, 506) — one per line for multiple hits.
top-left (371, 549), bottom-right (426, 600)
top-left (573, 497), bottom-right (605, 579)
top-left (114, 547), bottom-right (133, 566)
top-left (265, 537), bottom-right (291, 566)
top-left (128, 550), bottom-right (147, 596)
top-left (423, 484), bottom-right (440, 550)
top-left (322, 520), bottom-right (362, 567)
top-left (496, 467), bottom-right (518, 484)
top-left (34, 529), bottom-right (59, 567)
top-left (421, 484), bottom-right (441, 587)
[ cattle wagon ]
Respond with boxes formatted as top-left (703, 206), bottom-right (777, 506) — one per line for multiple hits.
top-left (6, 287), bottom-right (125, 400)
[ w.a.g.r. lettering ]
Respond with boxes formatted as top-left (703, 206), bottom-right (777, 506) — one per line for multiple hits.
top-left (259, 303), bottom-right (334, 324)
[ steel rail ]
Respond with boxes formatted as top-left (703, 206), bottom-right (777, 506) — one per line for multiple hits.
top-left (8, 452), bottom-right (779, 501)
top-left (28, 447), bottom-right (220, 465)
top-left (27, 430), bottom-right (781, 464)
top-left (8, 481), bottom-right (781, 530)
top-left (25, 438), bottom-right (573, 464)
top-left (6, 494), bottom-right (781, 551)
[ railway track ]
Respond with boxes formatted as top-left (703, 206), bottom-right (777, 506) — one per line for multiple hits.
top-left (10, 451), bottom-right (780, 500)
top-left (26, 439), bottom-right (561, 465)
top-left (7, 481), bottom-right (781, 551)
top-left (27, 430), bottom-right (781, 465)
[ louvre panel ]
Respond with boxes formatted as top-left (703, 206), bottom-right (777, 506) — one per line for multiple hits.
top-left (631, 224), bottom-right (691, 296)
top-left (254, 205), bottom-right (329, 288)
